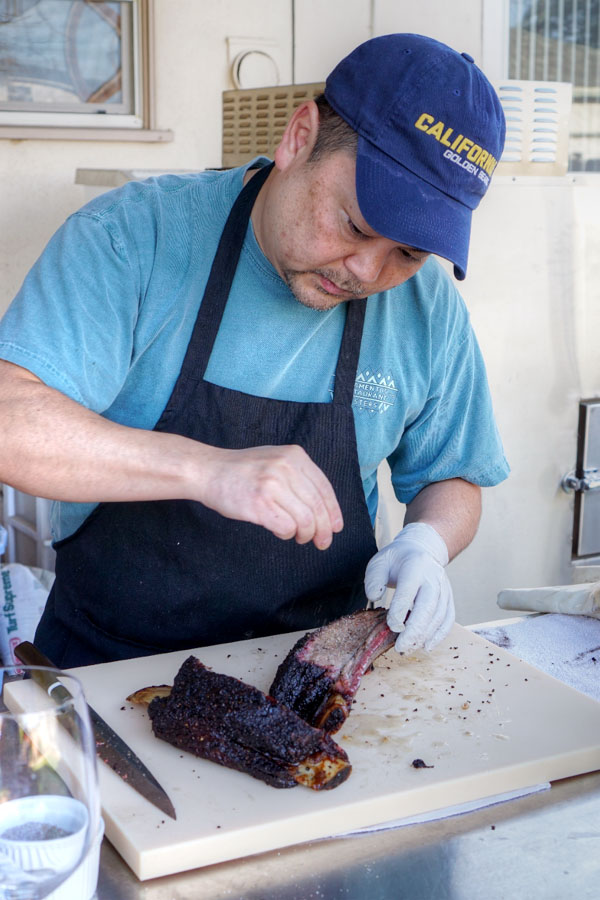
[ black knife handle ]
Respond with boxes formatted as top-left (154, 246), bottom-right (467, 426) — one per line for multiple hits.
top-left (14, 641), bottom-right (73, 702)
top-left (15, 641), bottom-right (56, 668)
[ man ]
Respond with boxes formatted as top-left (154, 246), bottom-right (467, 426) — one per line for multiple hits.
top-left (0, 34), bottom-right (509, 667)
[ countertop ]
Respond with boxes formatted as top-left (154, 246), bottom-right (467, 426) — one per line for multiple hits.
top-left (95, 769), bottom-right (600, 900)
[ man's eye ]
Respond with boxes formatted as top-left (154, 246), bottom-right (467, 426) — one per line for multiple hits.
top-left (346, 217), bottom-right (364, 237)
top-left (400, 247), bottom-right (425, 262)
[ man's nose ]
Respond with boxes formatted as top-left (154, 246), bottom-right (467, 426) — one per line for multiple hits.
top-left (344, 241), bottom-right (398, 286)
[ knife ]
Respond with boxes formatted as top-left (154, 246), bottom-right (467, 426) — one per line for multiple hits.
top-left (14, 641), bottom-right (176, 820)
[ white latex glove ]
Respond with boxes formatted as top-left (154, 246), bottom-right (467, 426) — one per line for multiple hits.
top-left (364, 522), bottom-right (455, 653)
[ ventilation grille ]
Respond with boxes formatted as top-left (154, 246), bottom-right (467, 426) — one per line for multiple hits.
top-left (222, 80), bottom-right (573, 176)
top-left (495, 80), bottom-right (573, 176)
top-left (222, 82), bottom-right (325, 168)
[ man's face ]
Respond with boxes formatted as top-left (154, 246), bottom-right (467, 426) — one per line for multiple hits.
top-left (257, 151), bottom-right (429, 311)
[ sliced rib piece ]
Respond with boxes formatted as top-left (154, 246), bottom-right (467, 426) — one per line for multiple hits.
top-left (146, 656), bottom-right (351, 790)
top-left (269, 608), bottom-right (396, 734)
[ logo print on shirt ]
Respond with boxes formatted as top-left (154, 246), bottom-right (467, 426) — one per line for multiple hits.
top-left (353, 367), bottom-right (397, 414)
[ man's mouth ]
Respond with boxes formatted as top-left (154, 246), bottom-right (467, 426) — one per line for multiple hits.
top-left (315, 271), bottom-right (366, 299)
top-left (318, 274), bottom-right (350, 296)
top-left (282, 267), bottom-right (368, 308)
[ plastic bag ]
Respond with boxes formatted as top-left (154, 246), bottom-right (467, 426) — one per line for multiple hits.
top-left (0, 564), bottom-right (55, 667)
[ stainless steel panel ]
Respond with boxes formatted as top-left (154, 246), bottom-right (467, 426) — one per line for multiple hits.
top-left (574, 399), bottom-right (600, 558)
top-left (95, 770), bottom-right (600, 900)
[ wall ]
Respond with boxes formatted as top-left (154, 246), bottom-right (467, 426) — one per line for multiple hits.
top-left (0, 0), bottom-right (293, 311)
top-left (1, 0), bottom-right (599, 625)
top-left (293, 0), bottom-right (485, 81)
top-left (0, 0), bottom-right (487, 323)
top-left (382, 175), bottom-right (600, 624)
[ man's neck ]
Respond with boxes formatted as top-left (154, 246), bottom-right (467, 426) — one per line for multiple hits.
top-left (246, 165), bottom-right (271, 261)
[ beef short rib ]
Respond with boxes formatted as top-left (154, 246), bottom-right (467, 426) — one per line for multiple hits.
top-left (147, 656), bottom-right (351, 790)
top-left (269, 608), bottom-right (396, 734)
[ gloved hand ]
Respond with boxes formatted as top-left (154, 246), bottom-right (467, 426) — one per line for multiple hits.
top-left (364, 522), bottom-right (455, 653)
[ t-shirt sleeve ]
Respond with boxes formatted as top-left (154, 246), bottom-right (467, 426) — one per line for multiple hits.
top-left (387, 315), bottom-right (510, 506)
top-left (0, 210), bottom-right (139, 412)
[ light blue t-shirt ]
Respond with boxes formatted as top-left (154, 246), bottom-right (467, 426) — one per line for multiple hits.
top-left (0, 160), bottom-right (509, 542)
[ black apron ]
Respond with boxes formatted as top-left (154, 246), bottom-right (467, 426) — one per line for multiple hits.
top-left (35, 162), bottom-right (378, 667)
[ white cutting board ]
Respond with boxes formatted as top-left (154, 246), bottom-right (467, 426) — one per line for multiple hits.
top-left (10, 624), bottom-right (600, 880)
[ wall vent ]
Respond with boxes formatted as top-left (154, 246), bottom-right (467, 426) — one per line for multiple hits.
top-left (495, 80), bottom-right (573, 176)
top-left (222, 83), bottom-right (324, 169)
top-left (222, 80), bottom-right (573, 176)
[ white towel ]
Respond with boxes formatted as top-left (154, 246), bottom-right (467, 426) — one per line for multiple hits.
top-left (474, 613), bottom-right (600, 702)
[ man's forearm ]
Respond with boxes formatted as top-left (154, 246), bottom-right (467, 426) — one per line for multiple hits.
top-left (0, 360), bottom-right (343, 548)
top-left (404, 478), bottom-right (482, 560)
top-left (0, 360), bottom-right (212, 502)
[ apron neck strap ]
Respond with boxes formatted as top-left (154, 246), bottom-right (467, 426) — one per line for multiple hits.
top-left (332, 300), bottom-right (366, 407)
top-left (190, 162), bottom-right (274, 378)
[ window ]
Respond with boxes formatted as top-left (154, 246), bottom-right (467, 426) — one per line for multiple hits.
top-left (0, 0), bottom-right (170, 139)
top-left (508, 0), bottom-right (600, 170)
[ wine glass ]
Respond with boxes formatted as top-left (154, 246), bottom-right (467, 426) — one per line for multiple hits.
top-left (0, 666), bottom-right (99, 900)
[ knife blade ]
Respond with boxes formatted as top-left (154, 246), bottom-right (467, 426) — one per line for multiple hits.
top-left (14, 641), bottom-right (176, 820)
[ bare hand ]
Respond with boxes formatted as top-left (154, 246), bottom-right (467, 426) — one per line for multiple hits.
top-left (199, 444), bottom-right (344, 549)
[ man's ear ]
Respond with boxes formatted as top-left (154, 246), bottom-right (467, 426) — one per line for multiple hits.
top-left (274, 101), bottom-right (320, 171)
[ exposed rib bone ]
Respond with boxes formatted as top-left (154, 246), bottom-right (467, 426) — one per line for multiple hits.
top-left (270, 609), bottom-right (396, 733)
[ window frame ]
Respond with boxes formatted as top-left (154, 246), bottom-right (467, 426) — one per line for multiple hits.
top-left (482, 0), bottom-right (512, 82)
top-left (0, 0), bottom-right (171, 142)
top-left (482, 0), bottom-right (600, 172)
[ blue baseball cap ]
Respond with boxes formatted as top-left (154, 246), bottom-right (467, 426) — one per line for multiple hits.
top-left (324, 34), bottom-right (506, 279)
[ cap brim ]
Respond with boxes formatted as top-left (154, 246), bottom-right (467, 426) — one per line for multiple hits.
top-left (355, 137), bottom-right (471, 280)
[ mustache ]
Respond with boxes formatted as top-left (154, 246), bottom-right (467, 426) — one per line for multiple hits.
top-left (285, 267), bottom-right (368, 298)
top-left (316, 268), bottom-right (368, 295)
